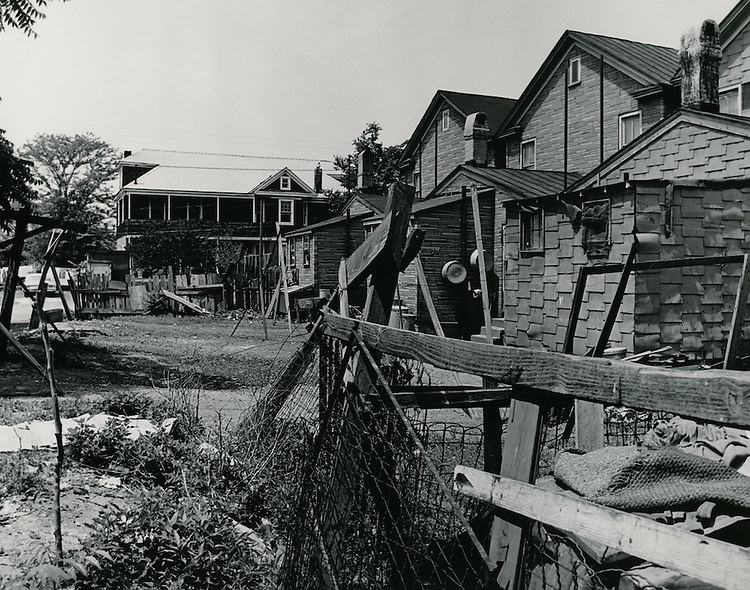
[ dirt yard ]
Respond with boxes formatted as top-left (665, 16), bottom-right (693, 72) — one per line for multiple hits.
top-left (0, 313), bottom-right (310, 582)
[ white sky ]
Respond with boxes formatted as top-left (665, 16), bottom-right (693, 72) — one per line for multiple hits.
top-left (0, 0), bottom-right (740, 162)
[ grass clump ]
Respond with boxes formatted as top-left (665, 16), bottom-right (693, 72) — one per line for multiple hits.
top-left (0, 452), bottom-right (49, 500)
top-left (73, 489), bottom-right (277, 590)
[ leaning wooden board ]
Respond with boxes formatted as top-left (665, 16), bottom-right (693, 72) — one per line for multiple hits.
top-left (161, 289), bottom-right (209, 315)
top-left (454, 467), bottom-right (750, 590)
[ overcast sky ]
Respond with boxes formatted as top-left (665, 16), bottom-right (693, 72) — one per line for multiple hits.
top-left (0, 0), bottom-right (740, 162)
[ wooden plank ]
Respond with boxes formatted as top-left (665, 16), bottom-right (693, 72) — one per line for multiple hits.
top-left (321, 313), bottom-right (750, 428)
top-left (0, 321), bottom-right (55, 387)
top-left (470, 183), bottom-right (493, 339)
top-left (415, 255), bottom-right (444, 337)
top-left (375, 387), bottom-right (512, 409)
top-left (50, 266), bottom-right (73, 321)
top-left (0, 224), bottom-right (49, 251)
top-left (343, 213), bottom-right (392, 289)
top-left (492, 397), bottom-right (544, 589)
top-left (337, 258), bottom-right (349, 319)
top-left (587, 254), bottom-right (744, 275)
top-left (724, 253), bottom-right (750, 370)
top-left (563, 267), bottom-right (589, 355)
top-left (453, 468), bottom-right (750, 590)
top-left (161, 289), bottom-right (210, 315)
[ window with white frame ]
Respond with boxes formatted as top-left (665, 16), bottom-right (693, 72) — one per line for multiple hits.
top-left (279, 199), bottom-right (294, 225)
top-left (719, 85), bottom-right (742, 115)
top-left (280, 175), bottom-right (291, 191)
top-left (441, 109), bottom-right (450, 131)
top-left (520, 208), bottom-right (543, 251)
top-left (520, 139), bottom-right (536, 170)
top-left (302, 235), bottom-right (310, 267)
top-left (568, 57), bottom-right (581, 87)
top-left (619, 111), bottom-right (642, 148)
top-left (288, 238), bottom-right (297, 268)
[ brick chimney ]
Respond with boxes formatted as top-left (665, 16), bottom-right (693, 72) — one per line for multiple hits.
top-left (464, 112), bottom-right (491, 166)
top-left (680, 20), bottom-right (721, 113)
top-left (357, 149), bottom-right (375, 190)
top-left (314, 162), bottom-right (323, 193)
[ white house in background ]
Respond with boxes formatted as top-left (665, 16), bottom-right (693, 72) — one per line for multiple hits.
top-left (113, 149), bottom-right (341, 257)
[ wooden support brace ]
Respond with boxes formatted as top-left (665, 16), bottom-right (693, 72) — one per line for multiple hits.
top-left (724, 253), bottom-right (750, 370)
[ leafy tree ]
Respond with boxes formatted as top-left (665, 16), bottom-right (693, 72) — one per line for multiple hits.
top-left (20, 132), bottom-right (119, 263)
top-left (0, 129), bottom-right (34, 213)
top-left (333, 122), bottom-right (405, 195)
top-left (0, 0), bottom-right (68, 37)
top-left (127, 221), bottom-right (217, 275)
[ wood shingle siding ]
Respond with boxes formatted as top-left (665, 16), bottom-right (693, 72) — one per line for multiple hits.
top-left (504, 180), bottom-right (750, 361)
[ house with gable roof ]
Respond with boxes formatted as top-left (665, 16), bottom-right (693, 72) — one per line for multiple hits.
top-left (398, 90), bottom-right (516, 199)
top-left (493, 30), bottom-right (681, 178)
top-left (500, 14), bottom-right (750, 361)
top-left (114, 149), bottom-right (339, 262)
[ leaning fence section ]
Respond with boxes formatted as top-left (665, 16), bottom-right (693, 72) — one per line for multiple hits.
top-left (248, 332), bottom-right (496, 589)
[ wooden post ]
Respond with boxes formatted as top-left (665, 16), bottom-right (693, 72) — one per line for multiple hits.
top-left (491, 393), bottom-right (544, 589)
top-left (0, 218), bottom-right (27, 359)
top-left (50, 266), bottom-right (73, 321)
top-left (322, 183), bottom-right (415, 588)
top-left (724, 253), bottom-right (750, 370)
top-left (277, 225), bottom-right (293, 334)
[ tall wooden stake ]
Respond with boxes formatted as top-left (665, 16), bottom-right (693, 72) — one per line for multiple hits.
top-left (470, 183), bottom-right (493, 339)
top-left (277, 225), bottom-right (293, 334)
top-left (0, 218), bottom-right (28, 359)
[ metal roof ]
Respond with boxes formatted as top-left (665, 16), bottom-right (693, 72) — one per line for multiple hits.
top-left (429, 165), bottom-right (577, 201)
top-left (121, 149), bottom-right (341, 194)
top-left (569, 31), bottom-right (680, 85)
top-left (499, 30), bottom-right (680, 135)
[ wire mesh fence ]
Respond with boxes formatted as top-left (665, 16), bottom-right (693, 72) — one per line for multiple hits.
top-left (244, 333), bottom-right (496, 589)
top-left (238, 326), bottom-right (687, 590)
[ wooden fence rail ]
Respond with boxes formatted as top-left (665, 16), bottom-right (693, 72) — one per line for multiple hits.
top-left (320, 312), bottom-right (750, 589)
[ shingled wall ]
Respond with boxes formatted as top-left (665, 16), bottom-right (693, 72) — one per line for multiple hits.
top-left (601, 123), bottom-right (750, 184)
top-left (504, 180), bottom-right (750, 361)
top-left (503, 189), bottom-right (634, 354)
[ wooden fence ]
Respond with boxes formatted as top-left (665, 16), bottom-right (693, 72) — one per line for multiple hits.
top-left (284, 182), bottom-right (750, 589)
top-left (71, 272), bottom-right (225, 318)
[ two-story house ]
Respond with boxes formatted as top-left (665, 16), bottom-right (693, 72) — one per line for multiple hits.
top-left (114, 149), bottom-right (338, 261)
top-left (501, 12), bottom-right (750, 361)
top-left (493, 30), bottom-right (681, 179)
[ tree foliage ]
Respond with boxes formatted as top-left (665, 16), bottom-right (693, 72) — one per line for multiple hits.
top-left (0, 128), bottom-right (34, 212)
top-left (126, 221), bottom-right (217, 275)
top-left (332, 122), bottom-right (405, 196)
top-left (20, 132), bottom-right (119, 263)
top-left (0, 0), bottom-right (68, 37)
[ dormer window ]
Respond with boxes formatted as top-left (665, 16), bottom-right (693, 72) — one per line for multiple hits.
top-left (280, 175), bottom-right (291, 191)
top-left (441, 110), bottom-right (450, 131)
top-left (568, 57), bottom-right (581, 87)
